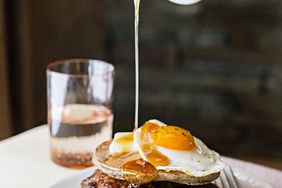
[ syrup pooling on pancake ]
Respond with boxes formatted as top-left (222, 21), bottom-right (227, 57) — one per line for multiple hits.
top-left (122, 159), bottom-right (157, 174)
top-left (121, 159), bottom-right (158, 184)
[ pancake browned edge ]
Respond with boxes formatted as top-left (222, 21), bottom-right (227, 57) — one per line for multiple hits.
top-left (91, 141), bottom-right (220, 186)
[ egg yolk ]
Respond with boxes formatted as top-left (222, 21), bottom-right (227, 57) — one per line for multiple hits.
top-left (139, 122), bottom-right (195, 167)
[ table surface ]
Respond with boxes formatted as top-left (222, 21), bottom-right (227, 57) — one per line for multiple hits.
top-left (0, 125), bottom-right (281, 188)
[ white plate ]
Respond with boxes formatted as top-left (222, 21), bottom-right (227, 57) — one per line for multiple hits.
top-left (50, 166), bottom-right (272, 188)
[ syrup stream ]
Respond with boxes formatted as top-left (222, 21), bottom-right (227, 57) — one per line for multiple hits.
top-left (134, 0), bottom-right (140, 129)
top-left (133, 0), bottom-right (200, 129)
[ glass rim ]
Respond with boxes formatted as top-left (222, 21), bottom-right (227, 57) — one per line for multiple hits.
top-left (47, 58), bottom-right (115, 77)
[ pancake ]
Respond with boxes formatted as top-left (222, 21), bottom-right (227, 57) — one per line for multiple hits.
top-left (92, 141), bottom-right (220, 186)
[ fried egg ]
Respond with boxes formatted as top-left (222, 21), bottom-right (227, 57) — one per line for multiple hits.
top-left (109, 119), bottom-right (225, 177)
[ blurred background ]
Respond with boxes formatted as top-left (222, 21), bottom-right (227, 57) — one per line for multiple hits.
top-left (0, 0), bottom-right (281, 169)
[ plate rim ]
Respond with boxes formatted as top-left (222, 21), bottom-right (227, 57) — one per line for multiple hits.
top-left (232, 166), bottom-right (272, 188)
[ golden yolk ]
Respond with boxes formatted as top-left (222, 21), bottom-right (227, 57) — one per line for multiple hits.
top-left (141, 122), bottom-right (195, 151)
top-left (152, 126), bottom-right (195, 150)
top-left (139, 122), bottom-right (195, 167)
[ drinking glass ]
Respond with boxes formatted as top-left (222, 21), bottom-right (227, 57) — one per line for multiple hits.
top-left (47, 59), bottom-right (114, 169)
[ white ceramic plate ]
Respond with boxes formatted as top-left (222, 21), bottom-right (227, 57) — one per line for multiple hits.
top-left (50, 166), bottom-right (272, 188)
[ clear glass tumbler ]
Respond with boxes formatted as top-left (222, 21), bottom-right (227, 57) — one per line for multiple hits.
top-left (47, 59), bottom-right (114, 169)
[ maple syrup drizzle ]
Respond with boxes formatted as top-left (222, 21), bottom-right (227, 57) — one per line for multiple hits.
top-left (139, 122), bottom-right (170, 167)
top-left (115, 133), bottom-right (134, 144)
top-left (134, 0), bottom-right (140, 130)
top-left (141, 144), bottom-right (170, 167)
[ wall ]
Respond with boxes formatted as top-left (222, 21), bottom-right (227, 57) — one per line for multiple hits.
top-left (3, 0), bottom-right (282, 165)
top-left (0, 0), bottom-right (11, 139)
